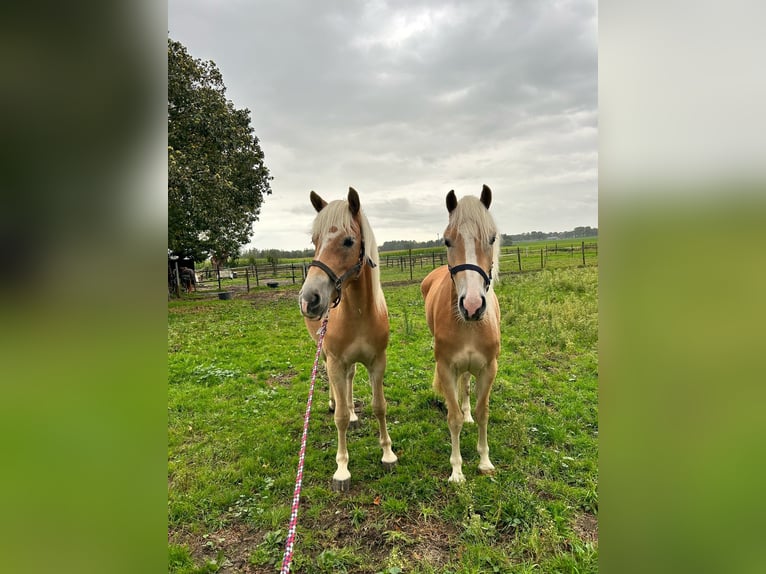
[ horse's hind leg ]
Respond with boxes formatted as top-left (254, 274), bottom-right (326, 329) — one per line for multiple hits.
top-left (459, 372), bottom-right (474, 423)
top-left (347, 364), bottom-right (360, 430)
top-left (323, 359), bottom-right (335, 413)
top-left (327, 356), bottom-right (352, 492)
top-left (474, 360), bottom-right (497, 475)
top-left (369, 355), bottom-right (397, 470)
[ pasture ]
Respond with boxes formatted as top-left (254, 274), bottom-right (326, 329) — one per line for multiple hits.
top-left (168, 266), bottom-right (598, 573)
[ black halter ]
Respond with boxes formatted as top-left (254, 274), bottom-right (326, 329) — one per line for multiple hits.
top-left (308, 240), bottom-right (376, 308)
top-left (448, 262), bottom-right (492, 290)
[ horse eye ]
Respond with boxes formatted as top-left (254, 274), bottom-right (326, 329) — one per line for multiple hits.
top-left (444, 238), bottom-right (452, 248)
top-left (343, 237), bottom-right (354, 248)
top-left (489, 235), bottom-right (496, 245)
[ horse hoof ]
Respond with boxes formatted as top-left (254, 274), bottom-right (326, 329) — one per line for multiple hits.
top-left (332, 478), bottom-right (351, 493)
top-left (382, 460), bottom-right (397, 472)
top-left (348, 419), bottom-right (361, 431)
top-left (478, 466), bottom-right (496, 476)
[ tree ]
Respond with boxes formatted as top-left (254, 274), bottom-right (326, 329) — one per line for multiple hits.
top-left (168, 38), bottom-right (272, 261)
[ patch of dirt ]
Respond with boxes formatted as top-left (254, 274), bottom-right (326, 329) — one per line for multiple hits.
top-left (170, 524), bottom-right (267, 574)
top-left (266, 368), bottom-right (298, 387)
top-left (244, 287), bottom-right (300, 306)
top-left (171, 502), bottom-right (461, 573)
top-left (168, 303), bottom-right (219, 314)
top-left (572, 512), bottom-right (598, 544)
top-left (302, 501), bottom-right (459, 572)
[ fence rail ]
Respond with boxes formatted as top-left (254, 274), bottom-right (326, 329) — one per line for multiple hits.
top-left (177, 241), bottom-right (598, 297)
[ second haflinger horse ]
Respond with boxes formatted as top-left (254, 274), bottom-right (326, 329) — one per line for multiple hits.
top-left (421, 185), bottom-right (501, 483)
top-left (298, 187), bottom-right (397, 492)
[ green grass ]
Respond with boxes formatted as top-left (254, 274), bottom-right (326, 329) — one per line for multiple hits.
top-left (169, 266), bottom-right (598, 573)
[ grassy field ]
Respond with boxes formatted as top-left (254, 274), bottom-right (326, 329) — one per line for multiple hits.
top-left (168, 265), bottom-right (598, 573)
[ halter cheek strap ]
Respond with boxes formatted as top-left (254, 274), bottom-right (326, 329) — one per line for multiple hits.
top-left (308, 240), bottom-right (376, 308)
top-left (448, 263), bottom-right (492, 290)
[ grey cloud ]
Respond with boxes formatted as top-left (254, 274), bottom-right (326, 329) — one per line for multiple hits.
top-left (169, 0), bottom-right (597, 250)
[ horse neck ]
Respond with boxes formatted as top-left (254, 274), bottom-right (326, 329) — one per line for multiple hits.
top-left (340, 264), bottom-right (377, 313)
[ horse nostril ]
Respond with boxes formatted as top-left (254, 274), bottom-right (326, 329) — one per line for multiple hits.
top-left (311, 292), bottom-right (320, 306)
top-left (458, 295), bottom-right (466, 310)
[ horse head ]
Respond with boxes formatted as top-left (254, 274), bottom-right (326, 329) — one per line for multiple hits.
top-left (299, 187), bottom-right (370, 319)
top-left (443, 185), bottom-right (498, 321)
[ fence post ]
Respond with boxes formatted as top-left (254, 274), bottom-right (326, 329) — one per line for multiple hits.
top-left (409, 249), bottom-right (413, 280)
top-left (174, 261), bottom-right (181, 297)
top-left (254, 264), bottom-right (260, 287)
top-left (291, 264), bottom-right (296, 284)
top-left (540, 248), bottom-right (544, 269)
top-left (517, 247), bottom-right (522, 271)
top-left (581, 241), bottom-right (586, 266)
top-left (245, 269), bottom-right (250, 292)
top-left (217, 264), bottom-right (222, 291)
top-left (432, 252), bottom-right (435, 268)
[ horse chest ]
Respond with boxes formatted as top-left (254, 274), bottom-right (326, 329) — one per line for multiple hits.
top-left (435, 324), bottom-right (498, 372)
top-left (324, 329), bottom-right (383, 364)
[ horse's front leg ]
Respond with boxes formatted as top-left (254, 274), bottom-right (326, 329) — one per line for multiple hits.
top-left (368, 354), bottom-right (397, 470)
top-left (474, 360), bottom-right (497, 475)
top-left (327, 357), bottom-right (352, 492)
top-left (436, 361), bottom-right (465, 483)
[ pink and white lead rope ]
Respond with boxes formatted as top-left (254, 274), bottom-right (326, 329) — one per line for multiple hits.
top-left (280, 316), bottom-right (328, 574)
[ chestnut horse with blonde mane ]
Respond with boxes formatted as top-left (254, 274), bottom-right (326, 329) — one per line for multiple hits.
top-left (298, 187), bottom-right (398, 492)
top-left (421, 185), bottom-right (501, 483)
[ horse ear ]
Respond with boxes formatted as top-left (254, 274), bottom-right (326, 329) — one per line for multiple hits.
top-left (310, 191), bottom-right (327, 212)
top-left (348, 187), bottom-right (360, 216)
top-left (446, 190), bottom-right (457, 213)
top-left (480, 185), bottom-right (492, 209)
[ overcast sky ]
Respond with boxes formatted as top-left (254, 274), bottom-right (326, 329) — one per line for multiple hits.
top-left (169, 0), bottom-right (597, 251)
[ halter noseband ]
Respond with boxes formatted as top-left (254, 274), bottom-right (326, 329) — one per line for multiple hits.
top-left (448, 262), bottom-right (492, 291)
top-left (308, 240), bottom-right (376, 308)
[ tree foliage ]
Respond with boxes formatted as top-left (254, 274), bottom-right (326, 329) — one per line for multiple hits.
top-left (168, 38), bottom-right (272, 261)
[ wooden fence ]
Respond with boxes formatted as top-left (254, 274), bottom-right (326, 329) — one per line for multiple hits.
top-left (187, 241), bottom-right (598, 295)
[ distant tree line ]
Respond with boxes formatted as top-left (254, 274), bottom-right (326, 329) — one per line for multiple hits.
top-left (502, 226), bottom-right (598, 243)
top-left (380, 226), bottom-right (598, 252)
top-left (378, 239), bottom-right (443, 251)
top-left (236, 247), bottom-right (314, 266)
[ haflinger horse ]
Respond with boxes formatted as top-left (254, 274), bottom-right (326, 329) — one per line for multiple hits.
top-left (421, 185), bottom-right (501, 483)
top-left (298, 187), bottom-right (398, 492)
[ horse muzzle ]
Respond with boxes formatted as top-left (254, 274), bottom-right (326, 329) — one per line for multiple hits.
top-left (299, 287), bottom-right (330, 320)
top-left (458, 293), bottom-right (487, 321)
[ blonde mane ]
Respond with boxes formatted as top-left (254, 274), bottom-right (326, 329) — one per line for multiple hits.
top-left (448, 196), bottom-right (501, 285)
top-left (311, 199), bottom-right (386, 311)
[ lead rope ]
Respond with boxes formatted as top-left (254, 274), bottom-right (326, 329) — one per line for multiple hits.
top-left (280, 315), bottom-right (329, 574)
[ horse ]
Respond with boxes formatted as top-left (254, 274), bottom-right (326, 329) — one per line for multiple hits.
top-left (179, 267), bottom-right (197, 292)
top-left (298, 187), bottom-right (398, 492)
top-left (421, 185), bottom-right (501, 483)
